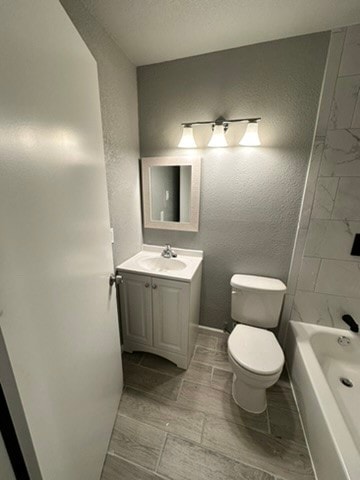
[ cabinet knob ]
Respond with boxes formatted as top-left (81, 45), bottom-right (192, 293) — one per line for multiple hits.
top-left (152, 284), bottom-right (157, 289)
top-left (145, 283), bottom-right (150, 288)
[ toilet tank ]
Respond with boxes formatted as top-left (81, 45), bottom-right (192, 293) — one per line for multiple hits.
top-left (230, 274), bottom-right (287, 328)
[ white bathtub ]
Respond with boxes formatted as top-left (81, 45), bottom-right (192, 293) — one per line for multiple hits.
top-left (286, 321), bottom-right (360, 480)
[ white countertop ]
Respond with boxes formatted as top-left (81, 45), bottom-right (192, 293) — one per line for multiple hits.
top-left (116, 244), bottom-right (203, 282)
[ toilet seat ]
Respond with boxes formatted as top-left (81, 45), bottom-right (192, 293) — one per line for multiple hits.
top-left (228, 324), bottom-right (284, 376)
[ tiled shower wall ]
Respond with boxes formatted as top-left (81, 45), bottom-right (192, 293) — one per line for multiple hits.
top-left (280, 24), bottom-right (360, 339)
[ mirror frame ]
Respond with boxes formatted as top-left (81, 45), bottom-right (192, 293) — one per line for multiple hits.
top-left (141, 156), bottom-right (201, 232)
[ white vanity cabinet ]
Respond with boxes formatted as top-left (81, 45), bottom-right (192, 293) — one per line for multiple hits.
top-left (119, 273), bottom-right (153, 347)
top-left (152, 276), bottom-right (189, 356)
top-left (118, 260), bottom-right (202, 369)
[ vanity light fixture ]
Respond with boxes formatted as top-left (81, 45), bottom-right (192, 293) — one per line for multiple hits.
top-left (177, 116), bottom-right (261, 148)
top-left (208, 123), bottom-right (228, 148)
top-left (177, 125), bottom-right (197, 148)
top-left (239, 120), bottom-right (261, 146)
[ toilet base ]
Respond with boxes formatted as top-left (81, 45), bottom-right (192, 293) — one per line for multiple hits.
top-left (228, 341), bottom-right (283, 415)
top-left (232, 374), bottom-right (267, 414)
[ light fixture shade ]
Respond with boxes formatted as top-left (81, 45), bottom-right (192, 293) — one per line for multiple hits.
top-left (239, 121), bottom-right (261, 146)
top-left (178, 126), bottom-right (197, 148)
top-left (208, 124), bottom-right (228, 147)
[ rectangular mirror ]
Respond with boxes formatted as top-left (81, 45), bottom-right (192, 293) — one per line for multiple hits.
top-left (141, 156), bottom-right (201, 231)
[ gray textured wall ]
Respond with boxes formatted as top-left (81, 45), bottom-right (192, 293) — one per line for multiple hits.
top-left (60, 0), bottom-right (142, 265)
top-left (138, 32), bottom-right (330, 329)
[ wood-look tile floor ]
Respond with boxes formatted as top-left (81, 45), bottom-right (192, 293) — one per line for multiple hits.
top-left (101, 330), bottom-right (314, 480)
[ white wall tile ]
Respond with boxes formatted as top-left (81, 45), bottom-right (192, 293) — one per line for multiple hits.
top-left (332, 177), bottom-right (360, 220)
top-left (278, 293), bottom-right (294, 345)
top-left (328, 76), bottom-right (360, 129)
top-left (286, 24), bottom-right (360, 334)
top-left (317, 30), bottom-right (346, 136)
top-left (311, 177), bottom-right (339, 219)
top-left (315, 259), bottom-right (360, 298)
top-left (321, 129), bottom-right (360, 176)
top-left (292, 290), bottom-right (360, 329)
top-left (286, 227), bottom-right (308, 294)
top-left (299, 139), bottom-right (325, 229)
top-left (339, 25), bottom-right (360, 76)
top-left (305, 219), bottom-right (360, 261)
top-left (297, 257), bottom-right (321, 291)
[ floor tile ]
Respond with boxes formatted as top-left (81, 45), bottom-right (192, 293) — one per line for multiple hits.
top-left (184, 361), bottom-right (213, 386)
top-left (107, 340), bottom-right (313, 480)
top-left (267, 384), bottom-right (298, 412)
top-left (216, 334), bottom-right (229, 352)
top-left (108, 415), bottom-right (165, 471)
top-left (268, 406), bottom-right (305, 445)
top-left (177, 381), bottom-right (268, 433)
top-left (158, 435), bottom-right (275, 480)
top-left (195, 333), bottom-right (218, 349)
top-left (140, 353), bottom-right (184, 377)
top-left (140, 353), bottom-right (213, 386)
top-left (122, 351), bottom-right (144, 365)
top-left (123, 362), bottom-right (182, 401)
top-left (119, 387), bottom-right (205, 442)
top-left (211, 368), bottom-right (233, 394)
top-left (202, 416), bottom-right (314, 480)
top-left (101, 454), bottom-right (161, 480)
top-left (277, 367), bottom-right (291, 389)
top-left (193, 345), bottom-right (232, 371)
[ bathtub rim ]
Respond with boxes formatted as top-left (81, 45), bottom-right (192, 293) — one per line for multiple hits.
top-left (286, 321), bottom-right (360, 480)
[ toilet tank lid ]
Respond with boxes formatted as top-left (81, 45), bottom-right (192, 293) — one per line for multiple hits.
top-left (230, 274), bottom-right (287, 292)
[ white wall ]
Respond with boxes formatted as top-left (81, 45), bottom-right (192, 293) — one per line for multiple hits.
top-left (281, 25), bottom-right (360, 337)
top-left (60, 0), bottom-right (143, 265)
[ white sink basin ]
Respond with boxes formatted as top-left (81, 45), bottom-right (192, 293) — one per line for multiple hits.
top-left (139, 257), bottom-right (187, 272)
top-left (116, 245), bottom-right (203, 281)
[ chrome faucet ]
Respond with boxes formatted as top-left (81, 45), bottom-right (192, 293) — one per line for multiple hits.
top-left (161, 244), bottom-right (177, 258)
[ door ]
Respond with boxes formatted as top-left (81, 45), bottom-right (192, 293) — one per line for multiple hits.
top-left (0, 2), bottom-right (122, 479)
top-left (120, 273), bottom-right (153, 347)
top-left (152, 278), bottom-right (189, 355)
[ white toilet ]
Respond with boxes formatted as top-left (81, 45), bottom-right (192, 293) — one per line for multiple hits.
top-left (228, 274), bottom-right (286, 414)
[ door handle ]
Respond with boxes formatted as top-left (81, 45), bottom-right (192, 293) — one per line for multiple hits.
top-left (109, 274), bottom-right (123, 286)
top-left (145, 283), bottom-right (150, 288)
top-left (152, 284), bottom-right (157, 289)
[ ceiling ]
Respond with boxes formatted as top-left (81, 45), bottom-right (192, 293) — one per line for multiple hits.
top-left (82, 0), bottom-right (360, 66)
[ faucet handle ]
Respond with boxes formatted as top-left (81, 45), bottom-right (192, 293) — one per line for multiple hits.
top-left (162, 243), bottom-right (177, 258)
top-left (342, 314), bottom-right (359, 333)
top-left (161, 244), bottom-right (171, 258)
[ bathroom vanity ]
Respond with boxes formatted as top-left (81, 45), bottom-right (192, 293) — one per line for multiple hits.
top-left (116, 245), bottom-right (203, 369)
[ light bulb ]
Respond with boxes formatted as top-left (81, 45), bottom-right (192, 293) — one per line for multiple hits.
top-left (178, 126), bottom-right (197, 148)
top-left (239, 121), bottom-right (261, 146)
top-left (208, 124), bottom-right (227, 147)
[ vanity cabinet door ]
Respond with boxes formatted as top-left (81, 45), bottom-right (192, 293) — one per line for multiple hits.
top-left (152, 278), bottom-right (189, 355)
top-left (119, 273), bottom-right (153, 346)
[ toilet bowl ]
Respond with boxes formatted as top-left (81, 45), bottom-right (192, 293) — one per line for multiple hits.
top-left (228, 274), bottom-right (286, 413)
top-left (228, 324), bottom-right (284, 413)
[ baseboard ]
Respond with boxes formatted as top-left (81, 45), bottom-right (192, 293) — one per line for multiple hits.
top-left (197, 325), bottom-right (226, 335)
